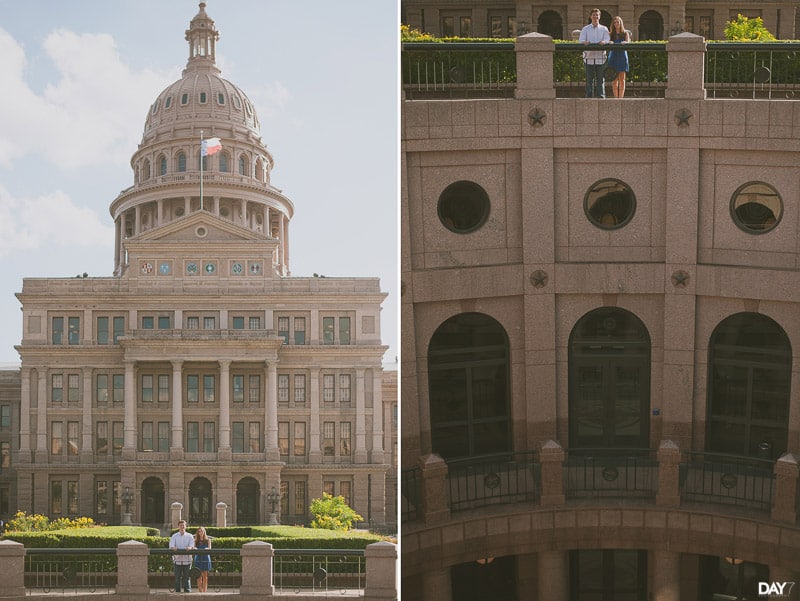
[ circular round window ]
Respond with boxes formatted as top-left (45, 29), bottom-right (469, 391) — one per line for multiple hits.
top-left (196, 226), bottom-right (207, 238)
top-left (584, 179), bottom-right (636, 229)
top-left (730, 181), bottom-right (782, 234)
top-left (437, 181), bottom-right (490, 233)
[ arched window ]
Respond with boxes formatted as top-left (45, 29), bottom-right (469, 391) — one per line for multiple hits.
top-left (159, 156), bottom-right (167, 176)
top-left (143, 159), bottom-right (151, 180)
top-left (219, 152), bottom-right (229, 173)
top-left (177, 152), bottom-right (186, 173)
top-left (569, 307), bottom-right (650, 449)
top-left (639, 10), bottom-right (664, 40)
top-left (239, 155), bottom-right (248, 176)
top-left (141, 477), bottom-right (165, 524)
top-left (255, 159), bottom-right (264, 182)
top-left (427, 313), bottom-right (510, 460)
top-left (537, 10), bottom-right (563, 39)
top-left (706, 313), bottom-right (790, 459)
top-left (189, 477), bottom-right (213, 525)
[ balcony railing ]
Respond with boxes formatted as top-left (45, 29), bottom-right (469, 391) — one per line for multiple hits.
top-left (564, 448), bottom-right (658, 499)
top-left (402, 40), bottom-right (800, 99)
top-left (446, 450), bottom-right (540, 512)
top-left (680, 451), bottom-right (774, 512)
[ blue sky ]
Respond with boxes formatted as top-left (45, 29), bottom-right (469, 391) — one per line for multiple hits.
top-left (0, 0), bottom-right (399, 365)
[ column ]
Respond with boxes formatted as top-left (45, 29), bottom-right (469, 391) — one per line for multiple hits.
top-left (184, 196), bottom-right (191, 216)
top-left (283, 214), bottom-right (290, 274)
top-left (240, 541), bottom-right (275, 596)
top-left (537, 551), bottom-right (569, 601)
top-left (652, 551), bottom-right (681, 601)
top-left (171, 360), bottom-right (184, 460)
top-left (364, 542), bottom-right (397, 600)
top-left (19, 367), bottom-right (31, 461)
top-left (116, 541), bottom-right (150, 595)
top-left (308, 368), bottom-right (321, 463)
top-left (772, 454), bottom-right (799, 524)
top-left (0, 541), bottom-right (26, 599)
top-left (134, 204), bottom-right (141, 236)
top-left (265, 361), bottom-right (279, 460)
top-left (114, 220), bottom-right (121, 272)
top-left (123, 361), bottom-right (136, 459)
top-left (421, 568), bottom-right (451, 601)
top-left (514, 33), bottom-right (556, 99)
top-left (538, 440), bottom-right (565, 506)
top-left (81, 367), bottom-right (93, 458)
top-left (419, 454), bottom-right (450, 525)
top-left (665, 33), bottom-right (707, 99)
top-left (212, 196), bottom-right (220, 216)
top-left (371, 369), bottom-right (385, 463)
top-left (218, 360), bottom-right (231, 459)
top-left (354, 369), bottom-right (368, 463)
top-left (656, 440), bottom-right (682, 507)
top-left (35, 367), bottom-right (48, 461)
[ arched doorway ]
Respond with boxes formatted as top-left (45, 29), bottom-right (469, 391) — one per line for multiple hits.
top-left (141, 477), bottom-right (165, 525)
top-left (189, 477), bottom-right (213, 525)
top-left (639, 10), bottom-right (664, 40)
top-left (427, 312), bottom-right (511, 460)
top-left (236, 477), bottom-right (260, 525)
top-left (706, 313), bottom-right (791, 459)
top-left (537, 10), bottom-right (563, 39)
top-left (569, 307), bottom-right (651, 449)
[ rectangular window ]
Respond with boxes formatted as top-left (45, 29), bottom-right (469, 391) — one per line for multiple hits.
top-left (323, 422), bottom-right (335, 456)
top-left (294, 422), bottom-right (306, 456)
top-left (232, 422), bottom-right (244, 453)
top-left (249, 375), bottom-right (261, 403)
top-left (323, 317), bottom-right (335, 345)
top-left (112, 422), bottom-right (123, 455)
top-left (187, 375), bottom-right (199, 403)
top-left (96, 481), bottom-right (108, 515)
top-left (233, 375), bottom-right (244, 403)
top-left (340, 374), bottom-right (351, 404)
top-left (51, 422), bottom-right (63, 455)
top-left (340, 481), bottom-right (352, 506)
top-left (52, 317), bottom-right (64, 344)
top-left (232, 316), bottom-right (245, 329)
top-left (158, 375), bottom-right (170, 402)
top-left (158, 421), bottom-right (169, 452)
top-left (187, 422), bottom-right (199, 452)
top-left (96, 374), bottom-right (109, 404)
top-left (294, 481), bottom-right (306, 516)
top-left (490, 15), bottom-right (502, 37)
top-left (113, 482), bottom-right (122, 515)
top-left (204, 375), bottom-right (216, 402)
top-left (68, 317), bottom-right (80, 345)
top-left (294, 374), bottom-right (306, 404)
top-left (113, 375), bottom-right (124, 403)
top-left (68, 374), bottom-right (80, 402)
top-left (204, 316), bottom-right (216, 330)
top-left (294, 318), bottom-right (305, 344)
top-left (51, 481), bottom-right (62, 515)
top-left (442, 15), bottom-right (454, 37)
top-left (700, 16), bottom-right (713, 38)
top-left (158, 316), bottom-right (171, 329)
top-left (52, 374), bottom-right (63, 402)
top-left (323, 375), bottom-right (335, 403)
top-left (141, 375), bottom-right (154, 402)
top-left (141, 422), bottom-right (154, 451)
top-left (278, 317), bottom-right (289, 343)
top-left (323, 481), bottom-right (335, 496)
top-left (68, 481), bottom-right (78, 513)
top-left (97, 317), bottom-right (109, 344)
top-left (113, 316), bottom-right (124, 343)
top-left (203, 422), bottom-right (216, 452)
top-left (340, 422), bottom-right (351, 456)
top-left (249, 316), bottom-right (261, 330)
top-left (249, 422), bottom-right (261, 452)
top-left (280, 481), bottom-right (289, 515)
top-left (339, 317), bottom-right (351, 345)
top-left (278, 375), bottom-right (289, 403)
top-left (278, 422), bottom-right (289, 455)
top-left (187, 316), bottom-right (199, 330)
top-left (67, 421), bottom-right (79, 455)
top-left (1, 404), bottom-right (11, 431)
top-left (142, 316), bottom-right (154, 329)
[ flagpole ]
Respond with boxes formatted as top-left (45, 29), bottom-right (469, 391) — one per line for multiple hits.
top-left (200, 130), bottom-right (204, 210)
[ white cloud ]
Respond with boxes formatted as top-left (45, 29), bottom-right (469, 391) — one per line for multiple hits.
top-left (0, 185), bottom-right (113, 258)
top-left (249, 80), bottom-right (291, 119)
top-left (0, 27), bottom-right (176, 169)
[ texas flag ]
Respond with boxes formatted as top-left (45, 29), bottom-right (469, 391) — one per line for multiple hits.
top-left (201, 137), bottom-right (222, 156)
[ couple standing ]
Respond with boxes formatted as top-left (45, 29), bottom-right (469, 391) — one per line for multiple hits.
top-left (579, 8), bottom-right (630, 98)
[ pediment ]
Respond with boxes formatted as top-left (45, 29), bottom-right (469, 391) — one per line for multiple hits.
top-left (134, 210), bottom-right (268, 243)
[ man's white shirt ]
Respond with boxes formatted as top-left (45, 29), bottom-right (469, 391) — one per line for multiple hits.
top-left (579, 23), bottom-right (610, 64)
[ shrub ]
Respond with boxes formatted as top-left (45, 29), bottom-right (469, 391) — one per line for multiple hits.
top-left (724, 14), bottom-right (776, 41)
top-left (5, 511), bottom-right (96, 532)
top-left (309, 493), bottom-right (363, 531)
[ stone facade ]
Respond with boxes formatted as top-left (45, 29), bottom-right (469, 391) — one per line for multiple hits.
top-left (4, 3), bottom-right (395, 533)
top-left (402, 33), bottom-right (800, 600)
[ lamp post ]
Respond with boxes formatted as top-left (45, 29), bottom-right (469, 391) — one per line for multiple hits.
top-left (266, 486), bottom-right (279, 525)
top-left (121, 486), bottom-right (134, 525)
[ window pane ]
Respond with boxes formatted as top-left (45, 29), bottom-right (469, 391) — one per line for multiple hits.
top-left (158, 316), bottom-right (171, 329)
top-left (97, 317), bottom-right (109, 344)
top-left (187, 375), bottom-right (199, 403)
top-left (96, 375), bottom-right (108, 404)
top-left (158, 421), bottom-right (170, 452)
top-left (339, 317), bottom-right (351, 344)
top-left (323, 317), bottom-right (334, 345)
top-left (204, 422), bottom-right (215, 452)
top-left (232, 317), bottom-right (244, 329)
top-left (96, 422), bottom-right (108, 454)
top-left (249, 422), bottom-right (260, 452)
top-left (68, 317), bottom-right (80, 345)
top-left (204, 375), bottom-right (215, 402)
top-left (233, 375), bottom-right (244, 403)
top-left (249, 375), bottom-right (260, 403)
top-left (294, 422), bottom-right (306, 456)
top-left (158, 375), bottom-right (170, 402)
top-left (141, 375), bottom-right (153, 402)
top-left (68, 374), bottom-right (80, 402)
top-left (232, 422), bottom-right (244, 453)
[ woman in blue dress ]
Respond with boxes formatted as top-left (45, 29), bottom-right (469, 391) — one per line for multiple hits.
top-left (608, 16), bottom-right (631, 98)
top-left (193, 527), bottom-right (212, 592)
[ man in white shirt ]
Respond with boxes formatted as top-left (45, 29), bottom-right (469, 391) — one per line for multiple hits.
top-left (579, 8), bottom-right (611, 98)
top-left (169, 519), bottom-right (195, 593)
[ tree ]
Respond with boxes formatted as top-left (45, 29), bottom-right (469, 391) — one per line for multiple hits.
top-left (309, 493), bottom-right (363, 531)
top-left (724, 14), bottom-right (776, 41)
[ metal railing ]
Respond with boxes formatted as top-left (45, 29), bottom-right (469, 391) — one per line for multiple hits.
top-left (446, 450), bottom-right (540, 512)
top-left (680, 451), bottom-right (774, 512)
top-left (25, 548), bottom-right (118, 595)
top-left (149, 548), bottom-right (241, 593)
top-left (705, 43), bottom-right (800, 99)
top-left (401, 466), bottom-right (421, 522)
top-left (273, 549), bottom-right (365, 594)
top-left (565, 448), bottom-right (658, 499)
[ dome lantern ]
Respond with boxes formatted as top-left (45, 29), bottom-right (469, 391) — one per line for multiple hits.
top-left (184, 2), bottom-right (220, 75)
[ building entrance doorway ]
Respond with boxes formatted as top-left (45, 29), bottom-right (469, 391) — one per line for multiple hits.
top-left (141, 477), bottom-right (165, 525)
top-left (189, 477), bottom-right (212, 525)
top-left (570, 549), bottom-right (647, 601)
top-left (236, 477), bottom-right (260, 525)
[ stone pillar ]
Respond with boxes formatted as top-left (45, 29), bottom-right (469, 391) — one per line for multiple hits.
top-left (514, 33), bottom-right (556, 99)
top-left (772, 454), bottom-right (799, 524)
top-left (123, 361), bottom-right (136, 459)
top-left (81, 367), bottom-right (93, 458)
top-left (18, 367), bottom-right (31, 461)
top-left (309, 367), bottom-right (322, 463)
top-left (265, 361), bottom-right (279, 460)
top-left (364, 541), bottom-right (397, 600)
top-left (355, 369), bottom-right (368, 463)
top-left (134, 204), bottom-right (141, 236)
top-left (656, 440), bottom-right (682, 507)
top-left (218, 360), bottom-right (231, 459)
top-left (216, 502), bottom-right (228, 527)
top-left (170, 360), bottom-right (184, 460)
top-left (419, 454), bottom-right (450, 525)
top-left (240, 541), bottom-right (275, 597)
top-left (652, 550), bottom-right (681, 601)
top-left (35, 367), bottom-right (48, 462)
top-left (538, 440), bottom-right (565, 506)
top-left (421, 567), bottom-right (451, 601)
top-left (171, 502), bottom-right (183, 528)
top-left (372, 369), bottom-right (385, 463)
top-left (116, 540), bottom-right (150, 595)
top-left (538, 551), bottom-right (569, 601)
top-left (665, 33), bottom-right (706, 99)
top-left (0, 541), bottom-right (26, 598)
